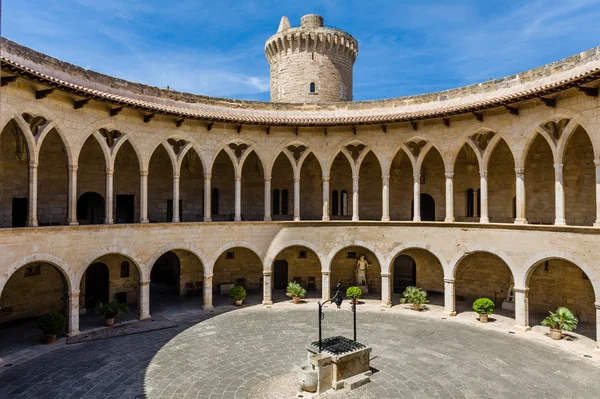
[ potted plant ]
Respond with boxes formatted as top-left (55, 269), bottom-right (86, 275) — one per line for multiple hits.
top-left (346, 286), bottom-right (363, 304)
top-left (95, 300), bottom-right (128, 327)
top-left (400, 286), bottom-right (428, 311)
top-left (541, 307), bottom-right (578, 340)
top-left (229, 285), bottom-right (247, 306)
top-left (36, 312), bottom-right (66, 344)
top-left (472, 298), bottom-right (495, 323)
top-left (286, 281), bottom-right (307, 304)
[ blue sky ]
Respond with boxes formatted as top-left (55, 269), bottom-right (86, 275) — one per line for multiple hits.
top-left (2, 1), bottom-right (600, 102)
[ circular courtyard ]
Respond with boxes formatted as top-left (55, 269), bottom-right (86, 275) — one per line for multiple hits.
top-left (0, 305), bottom-right (599, 398)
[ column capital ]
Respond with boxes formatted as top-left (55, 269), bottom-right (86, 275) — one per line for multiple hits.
top-left (352, 175), bottom-right (359, 182)
top-left (293, 176), bottom-right (300, 183)
top-left (68, 164), bottom-right (78, 172)
top-left (514, 167), bottom-right (525, 175)
top-left (413, 173), bottom-right (421, 181)
top-left (321, 271), bottom-right (330, 276)
top-left (514, 287), bottom-right (529, 294)
top-left (595, 302), bottom-right (600, 310)
top-left (382, 174), bottom-right (390, 181)
top-left (444, 172), bottom-right (454, 178)
top-left (235, 175), bottom-right (241, 182)
top-left (140, 170), bottom-right (149, 177)
top-left (173, 173), bottom-right (180, 180)
top-left (594, 159), bottom-right (600, 166)
top-left (29, 160), bottom-right (39, 168)
top-left (264, 175), bottom-right (272, 181)
top-left (67, 290), bottom-right (81, 297)
top-left (443, 278), bottom-right (455, 284)
top-left (203, 274), bottom-right (214, 279)
top-left (139, 280), bottom-right (151, 286)
top-left (479, 170), bottom-right (488, 178)
top-left (263, 271), bottom-right (273, 276)
top-left (204, 173), bottom-right (212, 179)
top-left (554, 163), bottom-right (564, 170)
top-left (105, 168), bottom-right (114, 175)
top-left (322, 176), bottom-right (330, 182)
top-left (380, 273), bottom-right (391, 278)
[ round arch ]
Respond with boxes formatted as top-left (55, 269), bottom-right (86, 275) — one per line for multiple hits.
top-left (146, 244), bottom-right (209, 278)
top-left (77, 247), bottom-right (146, 287)
top-left (449, 246), bottom-right (517, 280)
top-left (325, 240), bottom-right (385, 273)
top-left (0, 253), bottom-right (75, 296)
top-left (385, 243), bottom-right (448, 275)
top-left (207, 241), bottom-right (265, 275)
top-left (264, 240), bottom-right (325, 273)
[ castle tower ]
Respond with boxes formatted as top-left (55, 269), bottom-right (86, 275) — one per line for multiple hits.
top-left (265, 14), bottom-right (358, 103)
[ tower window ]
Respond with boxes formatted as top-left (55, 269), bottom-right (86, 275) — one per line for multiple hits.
top-left (310, 82), bottom-right (316, 93)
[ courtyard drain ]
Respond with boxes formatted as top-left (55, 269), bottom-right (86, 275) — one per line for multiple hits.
top-left (441, 317), bottom-right (447, 320)
top-left (584, 355), bottom-right (592, 358)
top-left (508, 331), bottom-right (516, 334)
top-left (3, 364), bottom-right (13, 368)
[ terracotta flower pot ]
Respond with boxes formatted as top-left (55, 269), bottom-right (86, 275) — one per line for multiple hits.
top-left (105, 317), bottom-right (115, 327)
top-left (293, 296), bottom-right (301, 304)
top-left (43, 333), bottom-right (57, 344)
top-left (479, 314), bottom-right (489, 323)
top-left (234, 300), bottom-right (243, 306)
top-left (413, 303), bottom-right (421, 312)
top-left (550, 328), bottom-right (563, 340)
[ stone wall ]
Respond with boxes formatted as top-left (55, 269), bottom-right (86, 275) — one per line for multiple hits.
top-left (488, 140), bottom-right (516, 223)
top-left (273, 246), bottom-right (322, 290)
top-left (148, 145), bottom-right (172, 223)
top-left (213, 247), bottom-right (263, 292)
top-left (525, 135), bottom-right (554, 224)
top-left (180, 150), bottom-right (204, 222)
top-left (455, 253), bottom-right (513, 307)
top-left (330, 247), bottom-right (381, 293)
top-left (300, 153), bottom-right (322, 220)
top-left (211, 151), bottom-right (235, 221)
top-left (241, 152), bottom-right (264, 221)
top-left (37, 130), bottom-right (68, 225)
top-left (359, 151), bottom-right (382, 220)
top-left (564, 127), bottom-right (595, 226)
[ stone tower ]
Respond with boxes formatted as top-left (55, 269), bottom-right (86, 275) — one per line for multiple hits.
top-left (265, 14), bottom-right (358, 103)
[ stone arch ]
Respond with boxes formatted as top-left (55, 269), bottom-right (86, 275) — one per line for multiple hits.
top-left (327, 243), bottom-right (384, 294)
top-left (450, 138), bottom-right (483, 172)
top-left (519, 126), bottom-right (558, 169)
top-left (482, 134), bottom-right (517, 171)
top-left (112, 136), bottom-right (144, 173)
top-left (385, 243), bottom-right (449, 275)
top-left (387, 145), bottom-right (416, 176)
top-left (358, 150), bottom-right (383, 220)
top-left (271, 151), bottom-right (295, 220)
top-left (416, 143), bottom-right (449, 172)
top-left (325, 240), bottom-right (385, 273)
top-left (177, 142), bottom-right (208, 176)
top-left (453, 141), bottom-right (481, 221)
top-left (328, 148), bottom-right (357, 177)
top-left (0, 253), bottom-right (75, 296)
top-left (145, 243), bottom-right (209, 279)
top-left (77, 247), bottom-right (146, 287)
top-left (38, 127), bottom-right (70, 225)
top-left (207, 241), bottom-right (265, 275)
top-left (148, 141), bottom-right (178, 176)
top-left (449, 246), bottom-right (517, 280)
top-left (240, 149), bottom-right (265, 221)
top-left (78, 131), bottom-right (111, 171)
top-left (524, 130), bottom-right (555, 224)
top-left (264, 240), bottom-right (325, 273)
top-left (416, 144), bottom-right (446, 221)
top-left (2, 115), bottom-right (36, 163)
top-left (486, 137), bottom-right (517, 223)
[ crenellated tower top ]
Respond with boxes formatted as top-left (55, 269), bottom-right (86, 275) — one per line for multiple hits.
top-left (265, 14), bottom-right (358, 103)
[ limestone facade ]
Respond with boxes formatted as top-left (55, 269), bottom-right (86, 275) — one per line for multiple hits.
top-left (1, 36), bottom-right (600, 349)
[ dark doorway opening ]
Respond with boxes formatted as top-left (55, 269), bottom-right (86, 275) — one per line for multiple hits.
top-left (393, 255), bottom-right (416, 294)
top-left (11, 197), bottom-right (27, 227)
top-left (151, 252), bottom-right (180, 295)
top-left (116, 194), bottom-right (134, 223)
top-left (77, 192), bottom-right (105, 225)
top-left (166, 199), bottom-right (182, 222)
top-left (273, 260), bottom-right (288, 289)
top-left (411, 193), bottom-right (436, 221)
top-left (85, 262), bottom-right (109, 309)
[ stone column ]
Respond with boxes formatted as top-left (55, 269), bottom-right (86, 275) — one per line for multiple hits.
top-left (381, 174), bottom-right (390, 221)
top-left (294, 176), bottom-right (301, 221)
top-left (104, 168), bottom-right (114, 224)
top-left (139, 280), bottom-right (151, 320)
top-left (67, 290), bottom-right (80, 337)
top-left (594, 161), bottom-right (600, 227)
top-left (595, 302), bottom-right (600, 350)
top-left (479, 170), bottom-right (489, 223)
top-left (203, 275), bottom-right (214, 309)
top-left (67, 164), bottom-right (79, 226)
top-left (554, 163), bottom-right (566, 225)
top-left (413, 173), bottom-right (421, 222)
top-left (514, 287), bottom-right (531, 330)
top-left (514, 168), bottom-right (527, 224)
top-left (234, 175), bottom-right (242, 222)
top-left (172, 173), bottom-right (180, 223)
top-left (262, 271), bottom-right (273, 305)
top-left (322, 176), bottom-right (330, 221)
top-left (204, 174), bottom-right (212, 222)
top-left (28, 160), bottom-right (38, 227)
top-left (380, 273), bottom-right (391, 307)
top-left (140, 170), bottom-right (149, 223)
top-left (352, 175), bottom-right (359, 221)
top-left (445, 172), bottom-right (455, 222)
top-left (443, 278), bottom-right (457, 316)
top-left (321, 271), bottom-right (330, 301)
top-left (264, 176), bottom-right (272, 221)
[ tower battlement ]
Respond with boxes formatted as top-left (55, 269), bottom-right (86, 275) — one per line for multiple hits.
top-left (265, 14), bottom-right (358, 103)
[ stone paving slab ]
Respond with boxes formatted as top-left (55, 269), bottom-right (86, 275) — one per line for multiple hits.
top-left (66, 315), bottom-right (177, 344)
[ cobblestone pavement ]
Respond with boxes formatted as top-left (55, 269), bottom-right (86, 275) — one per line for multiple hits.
top-left (1, 305), bottom-right (599, 398)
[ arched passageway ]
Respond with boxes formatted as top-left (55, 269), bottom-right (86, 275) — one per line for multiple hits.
top-left (0, 262), bottom-right (69, 352)
top-left (358, 151), bottom-right (382, 220)
top-left (271, 153), bottom-right (293, 221)
top-left (179, 149), bottom-right (204, 222)
top-left (389, 249), bottom-right (444, 306)
top-left (330, 246), bottom-right (381, 298)
top-left (213, 247), bottom-right (263, 305)
top-left (454, 252), bottom-right (514, 317)
top-left (525, 134), bottom-right (554, 224)
top-left (329, 152), bottom-right (353, 220)
top-left (389, 149), bottom-right (413, 221)
top-left (454, 144), bottom-right (480, 221)
top-left (149, 250), bottom-right (205, 313)
top-left (563, 126), bottom-right (595, 226)
top-left (211, 150), bottom-right (235, 221)
top-left (300, 153), bottom-right (323, 220)
top-left (113, 141), bottom-right (140, 223)
top-left (0, 120), bottom-right (29, 227)
top-left (148, 145), bottom-right (173, 223)
top-left (412, 193), bottom-right (435, 221)
top-left (77, 192), bottom-right (105, 225)
top-left (487, 139), bottom-right (516, 223)
top-left (527, 258), bottom-right (596, 340)
top-left (38, 129), bottom-right (68, 226)
top-left (241, 151), bottom-right (264, 221)
top-left (270, 246), bottom-right (321, 303)
top-left (79, 254), bottom-right (141, 328)
top-left (417, 147), bottom-right (445, 221)
top-left (77, 135), bottom-right (106, 224)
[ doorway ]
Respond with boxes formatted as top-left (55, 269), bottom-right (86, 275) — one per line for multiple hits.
top-left (273, 260), bottom-right (288, 289)
top-left (116, 194), bottom-right (134, 223)
top-left (85, 262), bottom-right (109, 309)
top-left (77, 192), bottom-right (105, 224)
top-left (411, 193), bottom-right (436, 221)
top-left (393, 255), bottom-right (416, 294)
top-left (11, 197), bottom-right (27, 227)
